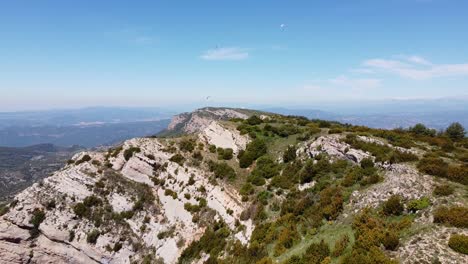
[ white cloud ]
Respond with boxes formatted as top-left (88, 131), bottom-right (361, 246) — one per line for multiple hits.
top-left (404, 55), bottom-right (432, 66)
top-left (361, 56), bottom-right (468, 80)
top-left (200, 47), bottom-right (249, 61)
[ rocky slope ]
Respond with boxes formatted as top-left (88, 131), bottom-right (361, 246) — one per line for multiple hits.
top-left (0, 108), bottom-right (254, 264)
top-left (0, 108), bottom-right (466, 264)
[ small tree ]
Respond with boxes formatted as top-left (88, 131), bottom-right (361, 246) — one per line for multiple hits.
top-left (445, 122), bottom-right (466, 141)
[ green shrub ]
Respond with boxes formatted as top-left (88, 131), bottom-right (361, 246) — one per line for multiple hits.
top-left (87, 229), bottom-right (100, 244)
top-left (246, 115), bottom-right (263, 125)
top-left (250, 156), bottom-right (279, 180)
top-left (209, 145), bottom-right (217, 153)
top-left (283, 145), bottom-right (297, 163)
top-left (417, 156), bottom-right (448, 177)
top-left (433, 184), bottom-right (454, 196)
top-left (302, 240), bottom-right (330, 264)
top-left (0, 204), bottom-right (8, 216)
top-left (332, 234), bottom-right (350, 257)
top-left (73, 203), bottom-right (90, 218)
top-left (164, 189), bottom-right (178, 199)
top-left (68, 230), bottom-right (75, 242)
top-left (256, 191), bottom-right (271, 205)
top-left (448, 234), bottom-right (468, 255)
top-left (217, 148), bottom-right (233, 160)
top-left (360, 158), bottom-right (374, 169)
top-left (179, 139), bottom-right (196, 152)
top-left (30, 208), bottom-right (46, 228)
top-left (83, 195), bottom-right (102, 207)
top-left (446, 165), bottom-right (468, 185)
top-left (208, 161), bottom-right (236, 180)
top-left (75, 154), bottom-right (92, 165)
top-left (390, 151), bottom-right (419, 163)
top-left (239, 139), bottom-right (267, 168)
top-left (382, 195), bottom-right (404, 216)
top-left (406, 197), bottom-right (430, 213)
top-left (240, 183), bottom-right (254, 196)
top-left (123, 147), bottom-right (141, 161)
top-left (409, 123), bottom-right (436, 137)
top-left (169, 153), bottom-right (185, 165)
top-left (382, 230), bottom-right (399, 251)
top-left (433, 206), bottom-right (468, 228)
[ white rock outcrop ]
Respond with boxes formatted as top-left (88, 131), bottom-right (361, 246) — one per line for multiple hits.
top-left (0, 136), bottom-right (253, 264)
top-left (198, 121), bottom-right (249, 154)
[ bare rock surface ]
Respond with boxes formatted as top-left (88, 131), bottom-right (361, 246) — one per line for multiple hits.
top-left (0, 134), bottom-right (252, 264)
top-left (198, 121), bottom-right (249, 154)
top-left (167, 107), bottom-right (248, 134)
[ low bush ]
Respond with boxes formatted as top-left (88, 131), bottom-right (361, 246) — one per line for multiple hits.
top-left (217, 148), bottom-right (233, 160)
top-left (208, 161), bottom-right (236, 180)
top-left (179, 139), bottom-right (196, 152)
top-left (433, 206), bottom-right (468, 228)
top-left (446, 165), bottom-right (468, 185)
top-left (123, 147), bottom-right (141, 161)
top-left (382, 230), bottom-right (399, 251)
top-left (448, 234), bottom-right (468, 255)
top-left (417, 156), bottom-right (448, 177)
top-left (30, 208), bottom-right (46, 228)
top-left (246, 115), bottom-right (263, 125)
top-left (382, 195), bottom-right (404, 216)
top-left (433, 184), bottom-right (454, 196)
top-left (75, 154), bottom-right (92, 165)
top-left (332, 234), bottom-right (350, 257)
top-left (360, 158), bottom-right (374, 169)
top-left (406, 197), bottom-right (430, 213)
top-left (87, 229), bottom-right (100, 244)
top-left (169, 153), bottom-right (185, 165)
top-left (283, 145), bottom-right (297, 163)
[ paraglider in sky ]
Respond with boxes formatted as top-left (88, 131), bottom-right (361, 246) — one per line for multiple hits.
top-left (206, 96), bottom-right (211, 100)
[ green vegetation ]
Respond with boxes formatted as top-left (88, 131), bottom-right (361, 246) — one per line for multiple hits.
top-left (382, 195), bottom-right (404, 216)
top-left (217, 147), bottom-right (233, 160)
top-left (87, 229), bottom-right (100, 244)
top-left (239, 138), bottom-right (268, 168)
top-left (344, 134), bottom-right (418, 163)
top-left (445, 122), bottom-right (466, 141)
top-left (29, 208), bottom-right (46, 237)
top-left (282, 145), bottom-right (297, 163)
top-left (433, 184), bottom-right (454, 196)
top-left (418, 155), bottom-right (468, 185)
top-left (170, 153), bottom-right (185, 165)
top-left (124, 147), bottom-right (141, 161)
top-left (448, 234), bottom-right (468, 255)
top-left (409, 123), bottom-right (436, 137)
top-left (179, 139), bottom-right (196, 152)
top-left (433, 206), bottom-right (468, 228)
top-left (75, 154), bottom-right (91, 165)
top-left (208, 160), bottom-right (236, 180)
top-left (406, 197), bottom-right (430, 213)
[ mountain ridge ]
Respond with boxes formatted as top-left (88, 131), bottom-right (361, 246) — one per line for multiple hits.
top-left (0, 107), bottom-right (466, 264)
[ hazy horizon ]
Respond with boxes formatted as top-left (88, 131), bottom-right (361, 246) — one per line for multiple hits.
top-left (2, 1), bottom-right (468, 111)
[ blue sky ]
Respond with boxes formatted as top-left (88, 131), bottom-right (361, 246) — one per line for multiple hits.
top-left (1, 0), bottom-right (468, 111)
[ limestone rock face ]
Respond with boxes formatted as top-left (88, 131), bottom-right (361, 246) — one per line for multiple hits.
top-left (198, 121), bottom-right (249, 154)
top-left (299, 134), bottom-right (372, 163)
top-left (0, 136), bottom-right (252, 264)
top-left (167, 107), bottom-right (248, 134)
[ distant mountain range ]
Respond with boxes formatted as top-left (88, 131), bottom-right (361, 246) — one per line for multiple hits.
top-left (264, 108), bottom-right (468, 131)
top-left (0, 107), bottom-right (173, 147)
